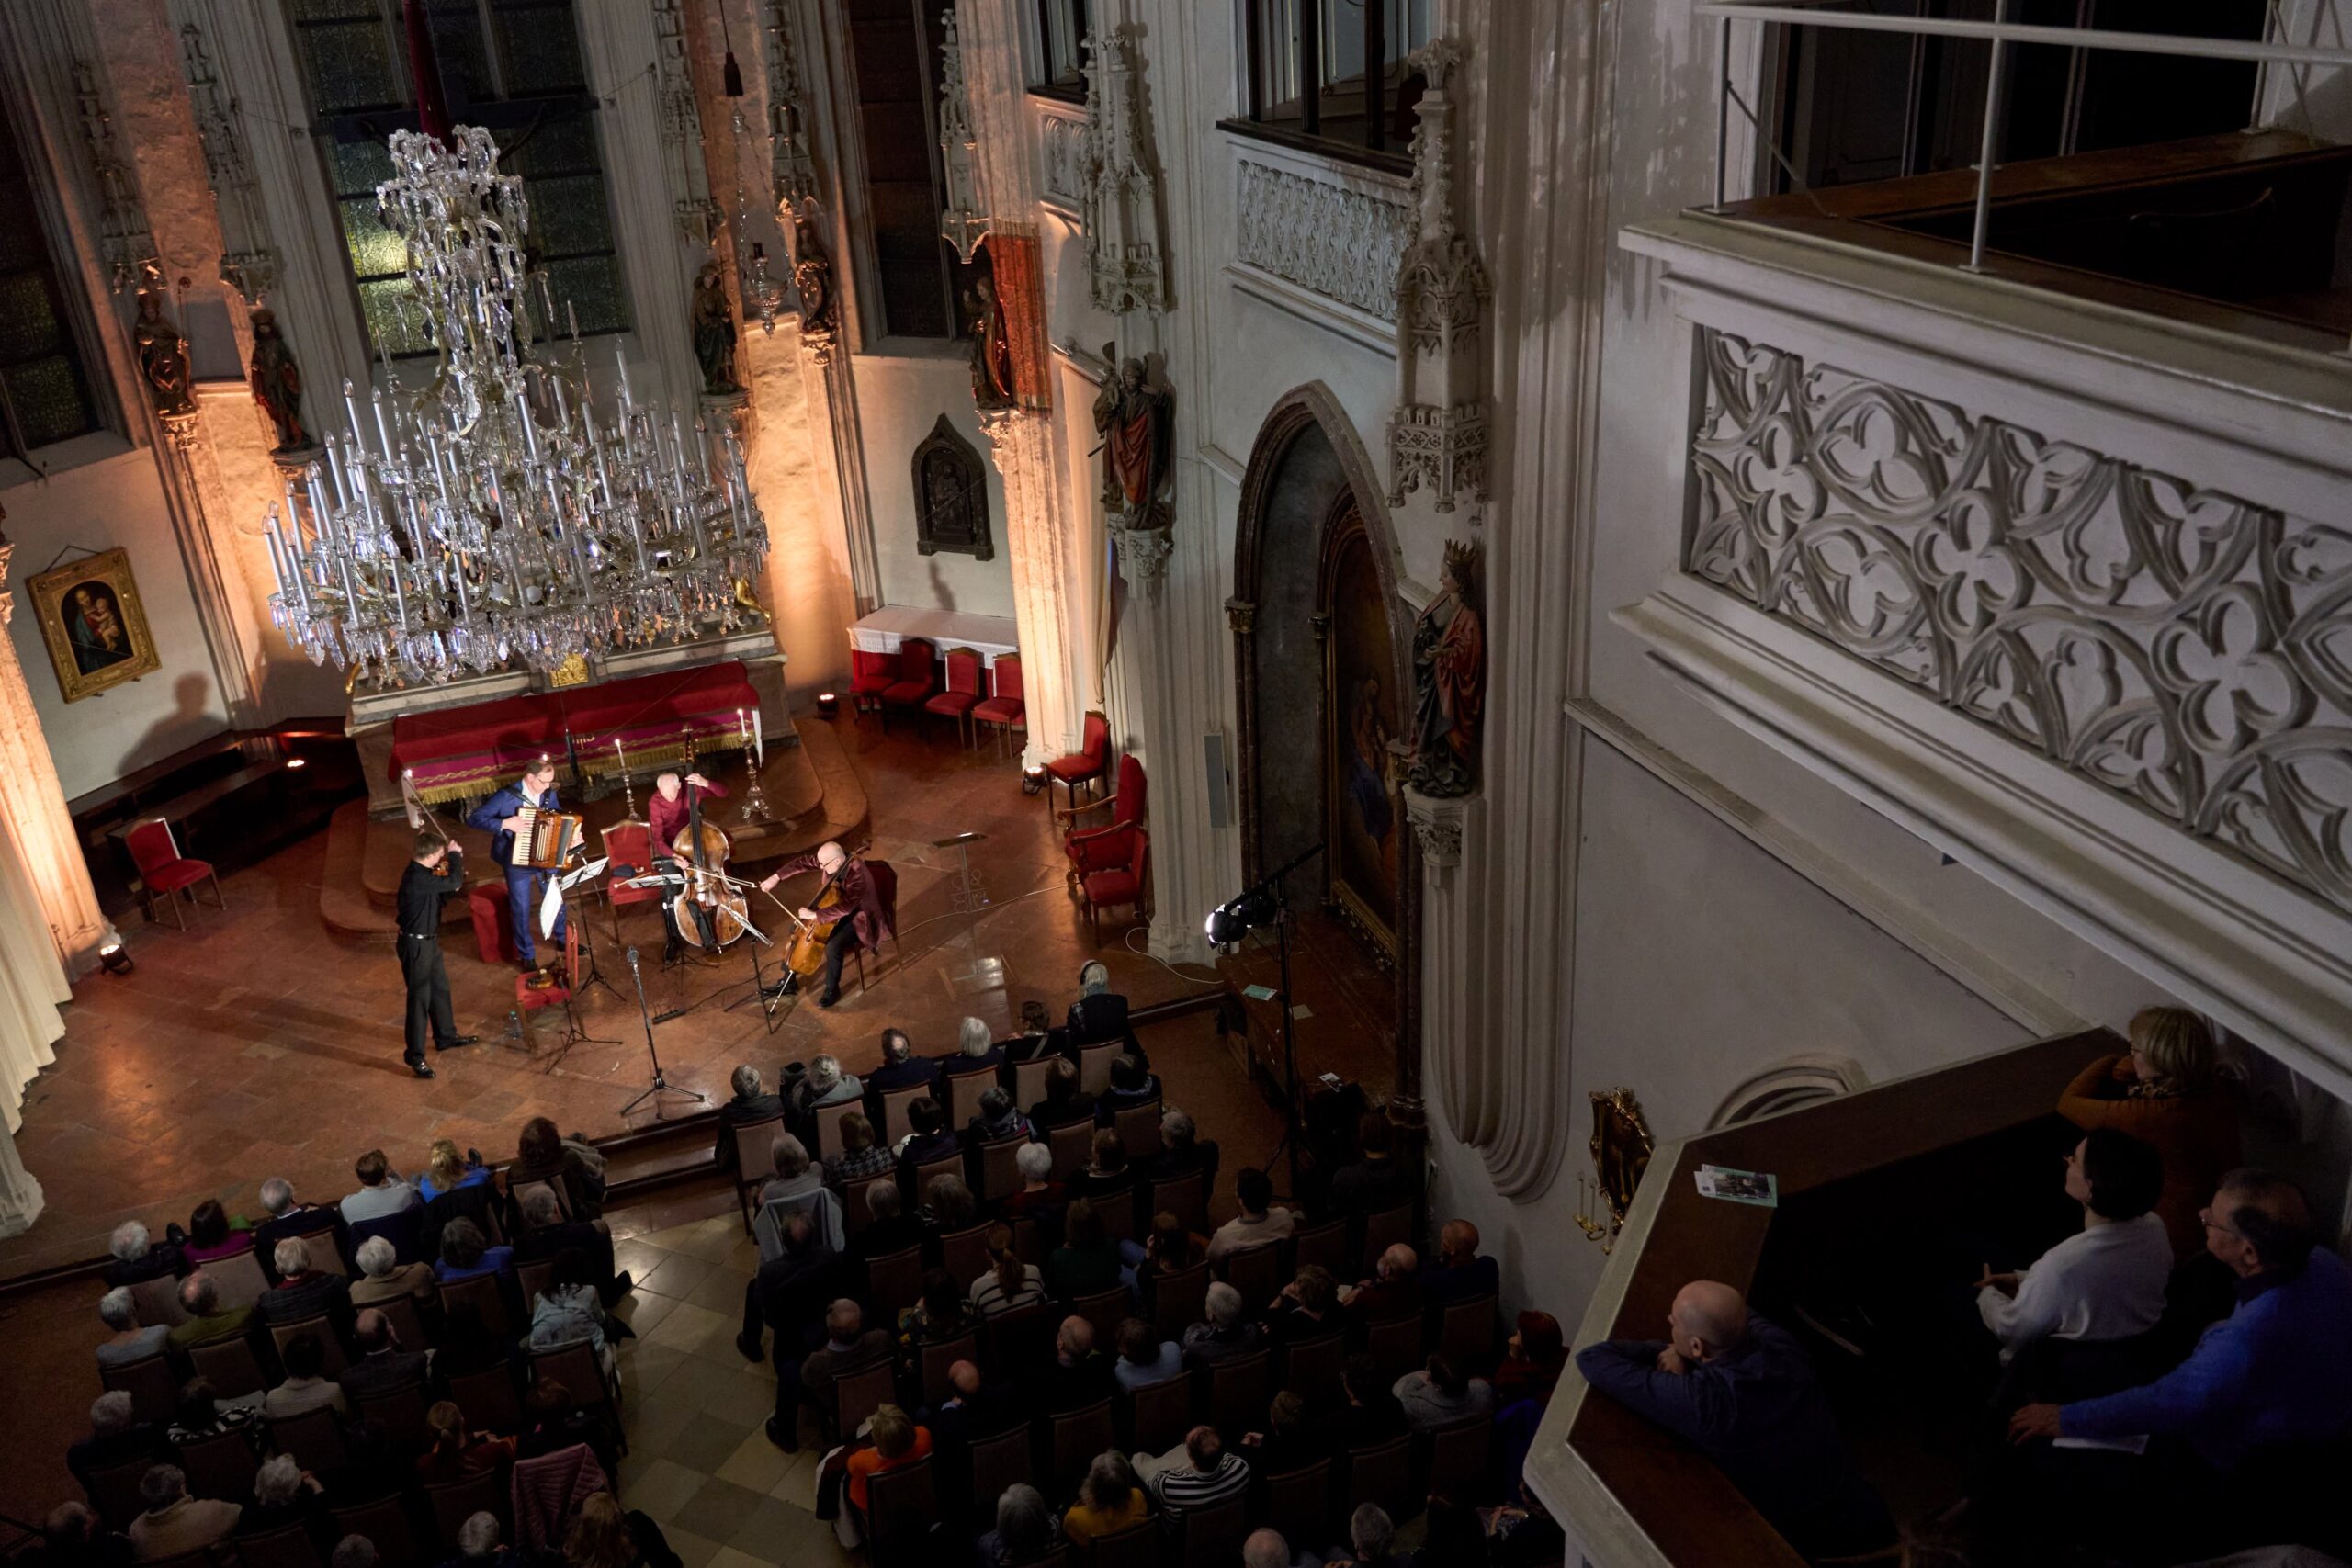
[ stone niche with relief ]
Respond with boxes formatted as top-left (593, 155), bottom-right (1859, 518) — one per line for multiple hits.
top-left (912, 413), bottom-right (994, 561)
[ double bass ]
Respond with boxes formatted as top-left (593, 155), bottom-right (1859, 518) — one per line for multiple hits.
top-left (671, 764), bottom-right (750, 951)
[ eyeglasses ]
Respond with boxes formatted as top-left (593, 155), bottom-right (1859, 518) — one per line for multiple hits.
top-left (2198, 1206), bottom-right (2244, 1241)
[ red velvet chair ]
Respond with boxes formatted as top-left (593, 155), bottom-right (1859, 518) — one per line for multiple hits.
top-left (467, 881), bottom-right (519, 966)
top-left (849, 647), bottom-right (896, 719)
top-left (1080, 827), bottom-right (1148, 945)
top-left (601, 820), bottom-right (662, 942)
top-left (124, 818), bottom-right (222, 930)
top-left (972, 652), bottom-right (1025, 761)
top-left (878, 637), bottom-right (938, 732)
top-left (923, 647), bottom-right (985, 747)
top-left (1062, 753), bottom-right (1145, 891)
top-left (1044, 709), bottom-right (1110, 813)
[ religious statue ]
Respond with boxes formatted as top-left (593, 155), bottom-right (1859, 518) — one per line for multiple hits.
top-left (691, 260), bottom-right (742, 395)
top-left (133, 284), bottom-right (196, 419)
top-left (965, 273), bottom-right (1016, 412)
top-left (1091, 346), bottom-right (1172, 529)
top-left (792, 215), bottom-right (837, 339)
top-left (1407, 538), bottom-right (1485, 797)
top-left (246, 308), bottom-right (309, 454)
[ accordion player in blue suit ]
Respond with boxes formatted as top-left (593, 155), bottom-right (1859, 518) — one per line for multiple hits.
top-left (466, 757), bottom-right (567, 971)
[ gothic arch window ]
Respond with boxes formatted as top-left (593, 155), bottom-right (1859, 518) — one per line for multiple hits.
top-left (0, 104), bottom-right (102, 462)
top-left (912, 414), bottom-right (992, 561)
top-left (1709, 1055), bottom-right (1870, 1129)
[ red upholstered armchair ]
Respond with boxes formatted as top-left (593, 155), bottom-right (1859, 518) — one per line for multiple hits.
top-left (924, 647), bottom-right (985, 747)
top-left (849, 647), bottom-right (897, 718)
top-left (1043, 709), bottom-right (1110, 813)
top-left (972, 652), bottom-right (1025, 761)
top-left (878, 637), bottom-right (938, 732)
top-left (601, 821), bottom-right (661, 941)
top-left (1080, 827), bottom-right (1148, 945)
top-left (124, 818), bottom-right (223, 929)
top-left (1061, 753), bottom-right (1145, 892)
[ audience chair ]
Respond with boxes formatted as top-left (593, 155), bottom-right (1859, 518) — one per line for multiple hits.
top-left (1177, 1495), bottom-right (1249, 1568)
top-left (1360, 1202), bottom-right (1415, 1276)
top-left (445, 1365), bottom-right (525, 1435)
top-left (267, 1405), bottom-right (350, 1473)
top-left (127, 1272), bottom-right (189, 1329)
top-left (730, 1115), bottom-right (787, 1232)
top-left (436, 1270), bottom-right (512, 1339)
top-left (877, 1083), bottom-right (928, 1149)
top-left (1282, 1332), bottom-right (1346, 1405)
top-left (1079, 829), bottom-right (1148, 946)
top-left (175, 1426), bottom-right (260, 1502)
top-left (832, 1356), bottom-right (897, 1445)
top-left (1110, 1099), bottom-right (1163, 1159)
top-left (964, 1425), bottom-right (1034, 1529)
top-left (509, 1181), bottom-right (572, 1226)
top-left (331, 1495), bottom-right (424, 1568)
top-left (1204, 1348), bottom-right (1272, 1441)
top-left (125, 817), bottom-right (223, 929)
top-left (275, 1219), bottom-right (350, 1278)
top-left (1261, 1460), bottom-right (1334, 1552)
top-left (1362, 1311), bottom-right (1426, 1380)
top-left (1046, 1118), bottom-right (1095, 1180)
top-left (924, 647), bottom-right (986, 747)
top-left (908, 1151), bottom-right (967, 1202)
top-left (1149, 1170), bottom-right (1208, 1237)
top-left (351, 1380), bottom-right (436, 1454)
top-left (1343, 1436), bottom-right (1412, 1522)
top-left (939, 1223), bottom-right (992, 1287)
top-left (849, 646), bottom-right (898, 720)
top-left (865, 1453), bottom-right (939, 1568)
top-left (186, 1333), bottom-right (269, 1399)
top-left (940, 1066), bottom-right (997, 1132)
top-left (1220, 1243), bottom-right (1282, 1304)
top-left (865, 1246), bottom-right (924, 1326)
top-left (981, 1301), bottom-right (1052, 1373)
top-left (1043, 710), bottom-right (1111, 814)
top-left (1006, 1213), bottom-right (1043, 1269)
top-left (1436, 1292), bottom-right (1499, 1372)
top-left (813, 1098), bottom-right (862, 1164)
top-left (1076, 1042), bottom-right (1119, 1098)
top-left (374, 1292), bottom-right (430, 1356)
top-left (1084, 1521), bottom-right (1159, 1568)
top-left (1125, 1372), bottom-right (1191, 1456)
top-left (920, 1329), bottom-right (980, 1408)
top-left (844, 860), bottom-right (901, 997)
top-left (1093, 1190), bottom-right (1137, 1250)
top-left (347, 1208), bottom-right (424, 1269)
top-left (1423, 1416), bottom-right (1492, 1505)
top-left (424, 1469), bottom-right (506, 1549)
top-left (843, 1175), bottom-right (893, 1234)
top-left (1148, 1258), bottom-right (1211, 1345)
top-left (1061, 752), bottom-right (1146, 891)
top-left (878, 637), bottom-right (939, 731)
top-left (1049, 1397), bottom-right (1114, 1494)
top-left (99, 1352), bottom-right (180, 1425)
top-left (203, 1247), bottom-right (269, 1312)
top-left (236, 1524), bottom-right (324, 1568)
top-left (530, 1341), bottom-right (623, 1433)
top-left (971, 652), bottom-right (1026, 761)
top-left (1289, 1218), bottom-right (1348, 1280)
top-left (515, 1255), bottom-right (559, 1311)
top-left (976, 1135), bottom-right (1027, 1204)
top-left (79, 1455), bottom-right (153, 1530)
top-left (1070, 1285), bottom-right (1129, 1349)
top-left (1011, 1055), bottom-right (1054, 1111)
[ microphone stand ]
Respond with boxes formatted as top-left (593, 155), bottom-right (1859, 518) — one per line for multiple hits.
top-left (619, 947), bottom-right (707, 1120)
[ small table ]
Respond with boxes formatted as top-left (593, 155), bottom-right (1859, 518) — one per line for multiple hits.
top-left (848, 606), bottom-right (1021, 669)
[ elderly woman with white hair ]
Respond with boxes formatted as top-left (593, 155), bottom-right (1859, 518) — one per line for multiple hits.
top-left (238, 1453), bottom-right (330, 1539)
top-left (348, 1235), bottom-right (439, 1314)
top-left (101, 1218), bottom-right (188, 1292)
top-left (65, 1392), bottom-right (155, 1485)
top-left (786, 1053), bottom-right (865, 1146)
top-left (94, 1287), bottom-right (171, 1369)
top-left (940, 1014), bottom-right (1004, 1075)
top-left (254, 1235), bottom-right (355, 1327)
top-left (1065, 960), bottom-right (1144, 1064)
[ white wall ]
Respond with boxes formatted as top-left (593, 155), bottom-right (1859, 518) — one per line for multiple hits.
top-left (850, 352), bottom-right (1016, 619)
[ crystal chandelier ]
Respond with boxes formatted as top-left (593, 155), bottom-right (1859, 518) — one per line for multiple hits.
top-left (261, 126), bottom-right (769, 687)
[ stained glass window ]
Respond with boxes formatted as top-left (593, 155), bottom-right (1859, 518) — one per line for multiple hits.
top-left (291, 0), bottom-right (628, 359)
top-left (0, 107), bottom-right (99, 460)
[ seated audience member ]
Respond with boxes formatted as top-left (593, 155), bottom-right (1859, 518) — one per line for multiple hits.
top-left (848, 1180), bottom-right (924, 1269)
top-left (928, 1359), bottom-right (1025, 1454)
top-left (1241, 1528), bottom-right (1292, 1568)
top-left (1975, 1128), bottom-right (2171, 1366)
top-left (561, 1491), bottom-right (679, 1568)
top-left (1264, 1266), bottom-right (1342, 1347)
top-left (416, 1402), bottom-right (515, 1483)
top-left (1027, 1056), bottom-right (1099, 1133)
top-left (864, 1029), bottom-right (935, 1099)
top-left (1419, 1495), bottom-right (1487, 1567)
top-left (1095, 1055), bottom-right (1160, 1123)
top-left (737, 1211), bottom-right (843, 1400)
top-left (102, 1222), bottom-right (187, 1292)
top-left (433, 1303), bottom-right (519, 1382)
top-left (713, 1064), bottom-right (785, 1175)
top-left (1148, 1111), bottom-right (1218, 1187)
top-left (418, 1158), bottom-right (504, 1264)
top-left (1001, 1143), bottom-right (1066, 1221)
top-left (1393, 1352), bottom-right (1493, 1429)
top-left (180, 1201), bottom-right (253, 1267)
top-left (127, 1466), bottom-right (238, 1562)
top-left (30, 1501), bottom-right (130, 1568)
top-left (166, 1272), bottom-right (254, 1353)
top-left (514, 1188), bottom-right (631, 1303)
top-left (1062, 1450), bottom-right (1150, 1544)
top-left (843, 1403), bottom-right (931, 1521)
top-left (1114, 1316), bottom-right (1182, 1392)
top-left (978, 1483), bottom-right (1061, 1567)
top-left (751, 1137), bottom-right (842, 1261)
top-left (1341, 1505), bottom-right (1405, 1568)
top-left (1343, 1245), bottom-right (1423, 1330)
top-left (1486, 1482), bottom-right (1566, 1567)
top-left (264, 1334), bottom-right (348, 1416)
top-left (1320, 1355), bottom-right (1409, 1448)
top-left (789, 1055), bottom-right (865, 1145)
top-left (1066, 961), bottom-right (1143, 1061)
top-left (920, 1174), bottom-right (983, 1251)
top-left (443, 1509), bottom-right (536, 1568)
top-left (524, 1249), bottom-right (614, 1358)
top-left (349, 1236), bottom-right (440, 1315)
top-left (165, 1381), bottom-right (261, 1444)
top-left (253, 1179), bottom-right (348, 1284)
top-left (67, 1393), bottom-right (161, 1485)
top-left (416, 1138), bottom-right (491, 1204)
top-left (1066, 1129), bottom-right (1139, 1218)
top-left (1041, 1316), bottom-right (1115, 1413)
top-left (515, 1378), bottom-right (619, 1478)
top-left (331, 1540), bottom-right (377, 1568)
top-left (507, 1118), bottom-right (605, 1221)
top-left (1135, 1213), bottom-right (1198, 1322)
top-left (1182, 1283), bottom-right (1263, 1371)
top-left (95, 1289), bottom-right (170, 1370)
top-left (1004, 1000), bottom-right (1064, 1063)
top-left (1329, 1113), bottom-right (1412, 1218)
top-left (1239, 1390), bottom-right (1328, 1476)
top-left (894, 1098), bottom-right (961, 1173)
top-left (823, 1111), bottom-right (893, 1191)
top-left (1046, 1200), bottom-right (1125, 1301)
top-left (340, 1309), bottom-right (431, 1402)
top-left (968, 1226), bottom-right (1047, 1318)
top-left (1421, 1219), bottom-right (1500, 1305)
top-left (896, 1267), bottom-right (977, 1353)
top-left (340, 1150), bottom-right (419, 1225)
top-left (435, 1219), bottom-right (514, 1286)
top-left (2059, 1006), bottom-right (2243, 1259)
top-left (756, 1134), bottom-right (827, 1210)
top-left (1493, 1310), bottom-right (1570, 1408)
top-left (1207, 1168), bottom-right (1295, 1268)
top-left (942, 1014), bottom-right (1004, 1077)
top-left (965, 1086), bottom-right (1030, 1146)
top-left (1148, 1426), bottom-right (1250, 1525)
top-left (1577, 1280), bottom-right (1895, 1562)
top-left (258, 1237), bottom-right (355, 1329)
top-left (236, 1454), bottom-right (330, 1540)
top-left (791, 1299), bottom-right (894, 1450)
top-left (2004, 1169), bottom-right (2352, 1552)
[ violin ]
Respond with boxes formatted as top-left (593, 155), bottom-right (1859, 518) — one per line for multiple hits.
top-left (670, 742), bottom-right (750, 951)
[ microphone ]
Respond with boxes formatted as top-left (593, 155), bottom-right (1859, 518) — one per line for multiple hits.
top-left (626, 947), bottom-right (640, 976)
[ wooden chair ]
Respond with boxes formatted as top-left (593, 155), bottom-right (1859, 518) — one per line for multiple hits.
top-left (1049, 1397), bottom-right (1114, 1492)
top-left (1176, 1494), bottom-right (1248, 1568)
top-left (1363, 1311), bottom-right (1428, 1379)
top-left (832, 1356), bottom-right (898, 1443)
top-left (1423, 1415), bottom-right (1492, 1504)
top-left (907, 1150), bottom-right (967, 1203)
top-left (843, 1176), bottom-right (895, 1234)
top-left (1083, 1521), bottom-right (1160, 1568)
top-left (236, 1524), bottom-right (324, 1568)
top-left (424, 1468), bottom-right (506, 1548)
top-left (1006, 1213), bottom-right (1043, 1268)
top-left (1282, 1332), bottom-right (1346, 1404)
top-left (1344, 1435), bottom-right (1411, 1520)
top-left (939, 1224), bottom-right (993, 1287)
top-left (351, 1380), bottom-right (435, 1454)
top-left (1076, 1042), bottom-right (1119, 1097)
top-left (1437, 1292), bottom-right (1499, 1371)
top-left (79, 1454), bottom-right (153, 1529)
top-left (1148, 1259), bottom-right (1211, 1344)
top-left (939, 1066), bottom-right (998, 1131)
top-left (813, 1099), bottom-right (862, 1162)
top-left (435, 1270), bottom-right (511, 1338)
top-left (920, 1329), bottom-right (979, 1407)
top-left (266, 1405), bottom-right (349, 1473)
top-left (266, 1314), bottom-right (349, 1377)
top-left (1046, 1120), bottom-right (1095, 1180)
top-left (1149, 1170), bottom-right (1209, 1237)
top-left (1220, 1243), bottom-right (1282, 1305)
top-left (186, 1334), bottom-right (268, 1399)
top-left (100, 1353), bottom-right (181, 1424)
top-left (923, 646), bottom-right (986, 748)
top-left (331, 1495), bottom-right (423, 1568)
top-left (1042, 709), bottom-right (1110, 813)
top-left (175, 1426), bottom-right (260, 1502)
top-left (530, 1341), bottom-right (622, 1431)
top-left (444, 1365), bottom-right (524, 1435)
top-left (1261, 1459), bottom-right (1334, 1552)
top-left (729, 1115), bottom-right (787, 1234)
top-left (277, 1222), bottom-right (350, 1278)
top-left (976, 1136), bottom-right (1027, 1203)
top-left (865, 1453), bottom-right (939, 1568)
top-left (1125, 1372), bottom-right (1192, 1456)
top-left (1360, 1201), bottom-right (1415, 1275)
top-left (125, 815), bottom-right (223, 928)
top-left (964, 1424), bottom-right (1035, 1526)
top-left (372, 1292), bottom-right (432, 1355)
top-left (1289, 1218), bottom-right (1348, 1280)
top-left (1093, 1187), bottom-right (1137, 1249)
top-left (877, 1084), bottom-right (929, 1148)
top-left (846, 860), bottom-right (900, 997)
top-left (1204, 1348), bottom-right (1271, 1440)
top-left (971, 651), bottom-right (1026, 760)
top-left (865, 1246), bottom-right (924, 1326)
top-left (1011, 1055), bottom-right (1053, 1111)
top-left (1111, 1100), bottom-right (1163, 1159)
top-left (514, 1256), bottom-right (560, 1315)
top-left (128, 1272), bottom-right (189, 1328)
top-left (1069, 1285), bottom-right (1129, 1350)
top-left (980, 1300), bottom-right (1052, 1374)
top-left (203, 1248), bottom-right (269, 1311)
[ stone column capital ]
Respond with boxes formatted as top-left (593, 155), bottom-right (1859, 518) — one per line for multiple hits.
top-left (1111, 522), bottom-right (1172, 592)
top-left (1403, 785), bottom-right (1471, 875)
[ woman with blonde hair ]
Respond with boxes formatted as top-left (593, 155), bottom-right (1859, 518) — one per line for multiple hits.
top-left (2058, 1006), bottom-right (2241, 1255)
top-left (561, 1492), bottom-right (680, 1568)
top-left (418, 1138), bottom-right (490, 1203)
top-left (843, 1402), bottom-right (932, 1519)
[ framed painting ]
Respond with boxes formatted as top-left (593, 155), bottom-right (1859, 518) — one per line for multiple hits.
top-left (1320, 503), bottom-right (1400, 965)
top-left (27, 547), bottom-right (161, 702)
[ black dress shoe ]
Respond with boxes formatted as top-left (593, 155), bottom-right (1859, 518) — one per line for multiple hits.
top-left (736, 1331), bottom-right (765, 1363)
top-left (817, 989), bottom-right (841, 1009)
top-left (408, 1060), bottom-right (436, 1079)
top-left (764, 1416), bottom-right (798, 1453)
top-left (435, 1034), bottom-right (481, 1052)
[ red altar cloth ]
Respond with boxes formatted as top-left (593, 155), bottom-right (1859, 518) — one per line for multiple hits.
top-left (390, 661), bottom-right (761, 806)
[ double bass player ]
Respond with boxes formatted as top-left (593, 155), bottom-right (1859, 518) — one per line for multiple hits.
top-left (647, 769), bottom-right (727, 964)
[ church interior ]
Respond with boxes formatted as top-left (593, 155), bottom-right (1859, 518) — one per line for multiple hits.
top-left (0, 2), bottom-right (2348, 1565)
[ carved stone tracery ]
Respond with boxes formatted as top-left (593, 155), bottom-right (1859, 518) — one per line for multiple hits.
top-left (1235, 160), bottom-right (1408, 322)
top-left (1386, 40), bottom-right (1490, 514)
top-left (1686, 326), bottom-right (2352, 914)
top-left (1079, 26), bottom-right (1166, 315)
top-left (936, 6), bottom-right (989, 263)
top-left (71, 56), bottom-right (158, 295)
top-left (650, 0), bottom-right (719, 246)
top-left (763, 0), bottom-right (820, 217)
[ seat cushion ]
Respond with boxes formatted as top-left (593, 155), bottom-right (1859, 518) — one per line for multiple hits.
top-left (925, 691), bottom-right (980, 717)
top-left (1083, 870), bottom-right (1141, 905)
top-left (972, 697), bottom-right (1024, 725)
top-left (514, 975), bottom-right (570, 1010)
top-left (1046, 754), bottom-right (1103, 783)
top-left (850, 672), bottom-right (895, 696)
top-left (882, 680), bottom-right (934, 706)
top-left (146, 859), bottom-right (212, 894)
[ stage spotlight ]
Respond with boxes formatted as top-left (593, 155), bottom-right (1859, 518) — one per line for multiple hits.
top-left (1204, 887), bottom-right (1277, 948)
top-left (284, 756), bottom-right (308, 770)
top-left (1021, 764), bottom-right (1047, 796)
top-left (815, 692), bottom-right (841, 719)
top-left (98, 941), bottom-right (133, 976)
top-left (1204, 900), bottom-right (1248, 948)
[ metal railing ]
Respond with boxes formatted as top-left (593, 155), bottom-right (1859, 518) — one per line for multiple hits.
top-left (1697, 0), bottom-right (2352, 273)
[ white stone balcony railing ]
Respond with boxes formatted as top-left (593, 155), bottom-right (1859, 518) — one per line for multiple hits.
top-left (1222, 130), bottom-right (1410, 354)
top-left (1615, 213), bottom-right (2352, 1094)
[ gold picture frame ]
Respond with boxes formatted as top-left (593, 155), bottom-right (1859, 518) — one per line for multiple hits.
top-left (28, 547), bottom-right (161, 703)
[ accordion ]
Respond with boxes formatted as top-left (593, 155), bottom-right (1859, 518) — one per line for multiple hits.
top-left (509, 807), bottom-right (586, 870)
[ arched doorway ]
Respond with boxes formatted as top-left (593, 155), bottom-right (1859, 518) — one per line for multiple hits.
top-left (1231, 386), bottom-right (1421, 1111)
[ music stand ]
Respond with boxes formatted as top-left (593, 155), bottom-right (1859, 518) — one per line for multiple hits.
top-left (537, 860), bottom-right (621, 1071)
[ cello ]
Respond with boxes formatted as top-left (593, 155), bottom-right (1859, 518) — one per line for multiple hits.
top-left (671, 750), bottom-right (750, 951)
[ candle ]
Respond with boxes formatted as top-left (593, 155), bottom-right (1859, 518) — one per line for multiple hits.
top-left (737, 707), bottom-right (749, 750)
top-left (370, 385), bottom-right (393, 460)
top-left (342, 378), bottom-right (363, 446)
top-left (614, 736), bottom-right (627, 780)
top-left (752, 707), bottom-right (763, 766)
top-left (616, 339), bottom-right (633, 409)
top-left (264, 509), bottom-right (288, 596)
